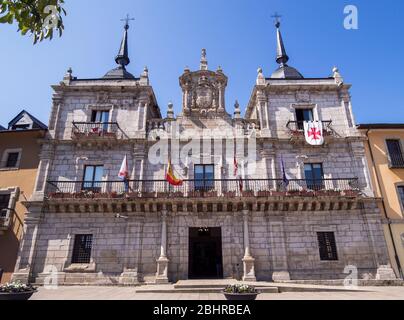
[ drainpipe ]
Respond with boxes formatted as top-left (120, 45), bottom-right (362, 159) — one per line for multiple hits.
top-left (366, 129), bottom-right (404, 279)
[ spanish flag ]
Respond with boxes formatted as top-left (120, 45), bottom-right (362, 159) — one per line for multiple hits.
top-left (166, 160), bottom-right (183, 186)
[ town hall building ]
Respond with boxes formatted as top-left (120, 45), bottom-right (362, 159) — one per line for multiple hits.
top-left (12, 20), bottom-right (396, 285)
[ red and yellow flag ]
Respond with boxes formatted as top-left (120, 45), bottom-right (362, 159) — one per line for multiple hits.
top-left (166, 160), bottom-right (183, 186)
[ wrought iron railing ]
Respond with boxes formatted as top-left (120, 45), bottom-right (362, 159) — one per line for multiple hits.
top-left (72, 122), bottom-right (123, 138)
top-left (46, 178), bottom-right (360, 199)
top-left (286, 121), bottom-right (333, 134)
top-left (388, 152), bottom-right (404, 169)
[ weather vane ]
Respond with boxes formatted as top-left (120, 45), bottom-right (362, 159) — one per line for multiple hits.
top-left (271, 12), bottom-right (282, 27)
top-left (121, 14), bottom-right (135, 29)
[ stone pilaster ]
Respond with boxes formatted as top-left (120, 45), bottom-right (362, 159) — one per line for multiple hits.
top-left (119, 218), bottom-right (144, 285)
top-left (242, 210), bottom-right (256, 282)
top-left (155, 211), bottom-right (169, 284)
top-left (267, 215), bottom-right (290, 281)
top-left (12, 203), bottom-right (42, 284)
top-left (363, 212), bottom-right (397, 280)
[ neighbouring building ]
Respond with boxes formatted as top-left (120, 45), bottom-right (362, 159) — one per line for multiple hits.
top-left (358, 124), bottom-right (404, 278)
top-left (0, 111), bottom-right (47, 283)
top-left (11, 21), bottom-right (397, 285)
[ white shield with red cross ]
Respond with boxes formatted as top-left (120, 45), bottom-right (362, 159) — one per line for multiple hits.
top-left (303, 121), bottom-right (324, 146)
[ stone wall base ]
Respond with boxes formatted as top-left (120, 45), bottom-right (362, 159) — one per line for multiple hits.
top-left (119, 270), bottom-right (140, 285)
top-left (272, 271), bottom-right (291, 282)
top-left (11, 269), bottom-right (31, 284)
top-left (376, 265), bottom-right (397, 280)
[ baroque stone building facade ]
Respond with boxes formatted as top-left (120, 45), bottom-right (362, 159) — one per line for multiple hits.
top-left (12, 22), bottom-right (396, 285)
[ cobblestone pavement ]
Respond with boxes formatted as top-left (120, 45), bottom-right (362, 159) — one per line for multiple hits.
top-left (29, 286), bottom-right (404, 300)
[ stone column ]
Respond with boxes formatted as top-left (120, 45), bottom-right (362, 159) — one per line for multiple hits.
top-left (257, 90), bottom-right (269, 133)
top-left (261, 147), bottom-right (276, 190)
top-left (12, 204), bottom-right (42, 283)
top-left (155, 211), bottom-right (169, 284)
top-left (218, 83), bottom-right (225, 113)
top-left (242, 210), bottom-right (256, 281)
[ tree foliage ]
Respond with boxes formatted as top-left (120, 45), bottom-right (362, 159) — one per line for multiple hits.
top-left (0, 0), bottom-right (66, 44)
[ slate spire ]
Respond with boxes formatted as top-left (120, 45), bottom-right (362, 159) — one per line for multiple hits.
top-left (115, 18), bottom-right (132, 68)
top-left (275, 20), bottom-right (289, 67)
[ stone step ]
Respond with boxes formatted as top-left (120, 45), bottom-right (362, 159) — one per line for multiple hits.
top-left (135, 287), bottom-right (279, 294)
top-left (174, 283), bottom-right (239, 289)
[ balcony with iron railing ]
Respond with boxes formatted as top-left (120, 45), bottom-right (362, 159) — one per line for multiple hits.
top-left (286, 121), bottom-right (333, 138)
top-left (72, 122), bottom-right (125, 140)
top-left (45, 178), bottom-right (360, 200)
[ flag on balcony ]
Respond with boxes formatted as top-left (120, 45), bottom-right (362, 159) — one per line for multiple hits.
top-left (234, 155), bottom-right (243, 192)
top-left (118, 155), bottom-right (129, 180)
top-left (280, 156), bottom-right (290, 188)
top-left (304, 121), bottom-right (324, 146)
top-left (166, 159), bottom-right (183, 186)
top-left (118, 155), bottom-right (130, 192)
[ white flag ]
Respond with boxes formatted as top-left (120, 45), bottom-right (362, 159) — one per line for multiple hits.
top-left (304, 121), bottom-right (324, 146)
top-left (118, 155), bottom-right (129, 180)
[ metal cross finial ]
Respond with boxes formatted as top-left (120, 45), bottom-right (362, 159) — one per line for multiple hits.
top-left (271, 12), bottom-right (282, 28)
top-left (121, 14), bottom-right (135, 29)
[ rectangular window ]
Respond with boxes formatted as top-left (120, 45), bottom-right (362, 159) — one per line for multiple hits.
top-left (0, 194), bottom-right (11, 218)
top-left (386, 140), bottom-right (404, 168)
top-left (194, 164), bottom-right (215, 191)
top-left (295, 109), bottom-right (314, 130)
top-left (91, 111), bottom-right (110, 132)
top-left (5, 152), bottom-right (19, 168)
top-left (71, 234), bottom-right (93, 264)
top-left (304, 163), bottom-right (324, 191)
top-left (82, 165), bottom-right (104, 192)
top-left (317, 232), bottom-right (338, 261)
top-left (398, 187), bottom-right (404, 211)
top-left (12, 124), bottom-right (30, 130)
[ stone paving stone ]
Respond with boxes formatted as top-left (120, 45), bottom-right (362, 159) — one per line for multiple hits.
top-left (29, 286), bottom-right (404, 300)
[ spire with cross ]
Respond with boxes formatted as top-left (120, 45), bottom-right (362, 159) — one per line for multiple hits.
top-left (115, 14), bottom-right (134, 68)
top-left (121, 14), bottom-right (135, 30)
top-left (269, 12), bottom-right (304, 79)
top-left (271, 12), bottom-right (289, 66)
top-left (271, 12), bottom-right (282, 28)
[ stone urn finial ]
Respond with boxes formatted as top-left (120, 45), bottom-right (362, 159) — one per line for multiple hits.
top-left (167, 101), bottom-right (174, 119)
top-left (333, 66), bottom-right (344, 86)
top-left (256, 67), bottom-right (265, 85)
top-left (234, 100), bottom-right (241, 119)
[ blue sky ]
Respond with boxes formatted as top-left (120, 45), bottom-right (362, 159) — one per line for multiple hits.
top-left (0, 0), bottom-right (403, 127)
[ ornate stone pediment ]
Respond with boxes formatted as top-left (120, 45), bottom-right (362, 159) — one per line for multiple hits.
top-left (179, 50), bottom-right (229, 119)
top-left (295, 91), bottom-right (311, 103)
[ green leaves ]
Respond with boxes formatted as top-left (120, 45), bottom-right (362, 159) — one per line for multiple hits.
top-left (0, 0), bottom-right (67, 44)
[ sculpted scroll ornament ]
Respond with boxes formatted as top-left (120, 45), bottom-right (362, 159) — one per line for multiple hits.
top-left (191, 76), bottom-right (219, 116)
top-left (296, 91), bottom-right (311, 103)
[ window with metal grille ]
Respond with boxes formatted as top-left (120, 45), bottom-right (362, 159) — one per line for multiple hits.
top-left (71, 234), bottom-right (93, 264)
top-left (5, 152), bottom-right (19, 168)
top-left (386, 140), bottom-right (404, 168)
top-left (317, 232), bottom-right (338, 261)
top-left (397, 187), bottom-right (404, 211)
top-left (0, 194), bottom-right (10, 218)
